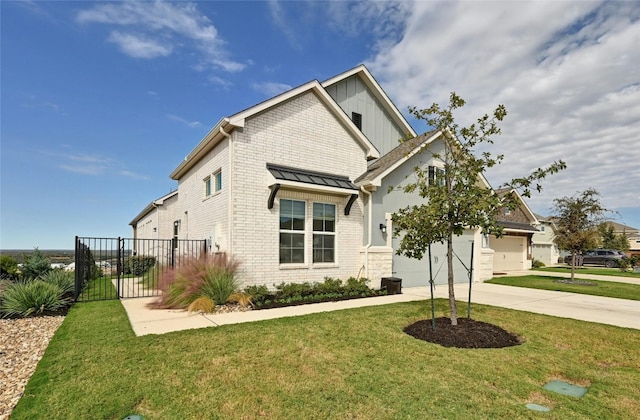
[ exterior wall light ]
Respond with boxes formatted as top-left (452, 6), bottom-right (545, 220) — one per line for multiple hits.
top-left (379, 223), bottom-right (386, 233)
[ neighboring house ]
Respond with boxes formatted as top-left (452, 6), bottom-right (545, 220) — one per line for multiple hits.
top-left (490, 189), bottom-right (539, 273)
top-left (602, 221), bottom-right (640, 258)
top-left (531, 213), bottom-right (560, 266)
top-left (130, 65), bottom-right (522, 289)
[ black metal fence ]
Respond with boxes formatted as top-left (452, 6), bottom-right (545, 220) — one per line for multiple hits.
top-left (74, 237), bottom-right (207, 302)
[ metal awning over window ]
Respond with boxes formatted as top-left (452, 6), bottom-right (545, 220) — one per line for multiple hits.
top-left (266, 164), bottom-right (359, 215)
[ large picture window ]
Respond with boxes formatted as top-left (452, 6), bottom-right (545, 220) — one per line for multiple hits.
top-left (279, 199), bottom-right (305, 264)
top-left (313, 203), bottom-right (336, 263)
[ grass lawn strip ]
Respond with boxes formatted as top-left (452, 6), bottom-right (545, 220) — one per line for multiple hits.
top-left (11, 290), bottom-right (640, 419)
top-left (535, 266), bottom-right (640, 279)
top-left (487, 275), bottom-right (640, 301)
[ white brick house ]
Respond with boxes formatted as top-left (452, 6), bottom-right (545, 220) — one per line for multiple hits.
top-left (131, 65), bottom-right (522, 288)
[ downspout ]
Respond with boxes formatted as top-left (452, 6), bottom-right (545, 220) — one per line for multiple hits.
top-left (219, 124), bottom-right (232, 255)
top-left (360, 186), bottom-right (372, 280)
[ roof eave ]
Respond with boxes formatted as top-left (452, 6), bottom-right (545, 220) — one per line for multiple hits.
top-left (229, 80), bottom-right (379, 160)
top-left (169, 118), bottom-right (232, 180)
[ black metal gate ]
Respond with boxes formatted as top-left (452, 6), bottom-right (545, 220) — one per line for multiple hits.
top-left (74, 236), bottom-right (207, 301)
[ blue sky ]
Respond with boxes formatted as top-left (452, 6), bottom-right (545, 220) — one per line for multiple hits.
top-left (1, 0), bottom-right (639, 249)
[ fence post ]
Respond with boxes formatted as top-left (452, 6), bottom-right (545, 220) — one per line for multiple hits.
top-left (74, 236), bottom-right (81, 301)
top-left (117, 237), bottom-right (122, 298)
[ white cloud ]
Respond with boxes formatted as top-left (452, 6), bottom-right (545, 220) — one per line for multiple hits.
top-left (77, 1), bottom-right (245, 72)
top-left (363, 0), bottom-right (640, 213)
top-left (251, 81), bottom-right (293, 97)
top-left (108, 31), bottom-right (172, 59)
top-left (167, 114), bottom-right (203, 128)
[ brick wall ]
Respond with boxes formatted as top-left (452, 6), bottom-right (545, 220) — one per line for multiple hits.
top-left (230, 91), bottom-right (368, 287)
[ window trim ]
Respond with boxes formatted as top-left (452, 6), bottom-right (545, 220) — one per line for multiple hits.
top-left (428, 165), bottom-right (445, 186)
top-left (312, 202), bottom-right (336, 264)
top-left (279, 199), bottom-right (306, 265)
top-left (214, 169), bottom-right (222, 193)
top-left (204, 176), bottom-right (212, 198)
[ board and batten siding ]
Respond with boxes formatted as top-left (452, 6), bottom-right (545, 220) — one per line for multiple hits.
top-left (325, 74), bottom-right (407, 156)
top-left (230, 91), bottom-right (367, 287)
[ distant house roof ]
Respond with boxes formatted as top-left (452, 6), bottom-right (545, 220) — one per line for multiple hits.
top-left (603, 221), bottom-right (639, 234)
top-left (499, 221), bottom-right (539, 233)
top-left (495, 188), bottom-right (538, 225)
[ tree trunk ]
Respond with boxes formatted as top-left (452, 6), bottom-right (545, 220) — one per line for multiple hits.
top-left (448, 230), bottom-right (458, 325)
top-left (571, 251), bottom-right (576, 281)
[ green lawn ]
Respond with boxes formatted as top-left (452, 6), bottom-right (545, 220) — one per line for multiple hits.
top-left (486, 275), bottom-right (640, 301)
top-left (535, 266), bottom-right (640, 278)
top-left (12, 294), bottom-right (640, 419)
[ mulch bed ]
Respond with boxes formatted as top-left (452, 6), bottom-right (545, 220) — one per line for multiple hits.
top-left (404, 317), bottom-right (523, 348)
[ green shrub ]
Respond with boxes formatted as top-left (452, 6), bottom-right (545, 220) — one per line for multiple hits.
top-left (315, 277), bottom-right (343, 294)
top-left (274, 281), bottom-right (313, 298)
top-left (0, 255), bottom-right (20, 279)
top-left (1, 280), bottom-right (71, 318)
top-left (20, 248), bottom-right (51, 280)
top-left (243, 284), bottom-right (270, 303)
top-left (123, 255), bottom-right (156, 276)
top-left (532, 259), bottom-right (545, 268)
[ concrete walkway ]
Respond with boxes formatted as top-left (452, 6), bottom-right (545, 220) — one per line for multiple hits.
top-left (120, 271), bottom-right (640, 336)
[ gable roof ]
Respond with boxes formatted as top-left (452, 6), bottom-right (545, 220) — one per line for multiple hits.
top-left (603, 220), bottom-right (640, 234)
top-left (321, 65), bottom-right (417, 139)
top-left (129, 190), bottom-right (178, 226)
top-left (355, 130), bottom-right (439, 187)
top-left (354, 129), bottom-right (493, 191)
top-left (496, 188), bottom-right (538, 224)
top-left (170, 76), bottom-right (381, 180)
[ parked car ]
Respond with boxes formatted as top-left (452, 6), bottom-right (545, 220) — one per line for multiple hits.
top-left (564, 249), bottom-right (628, 268)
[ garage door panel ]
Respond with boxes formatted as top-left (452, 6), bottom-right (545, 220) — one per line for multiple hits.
top-left (492, 236), bottom-right (525, 272)
top-left (392, 231), bottom-right (475, 287)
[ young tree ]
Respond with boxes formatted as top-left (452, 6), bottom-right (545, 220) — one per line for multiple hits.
top-left (553, 189), bottom-right (608, 280)
top-left (21, 248), bottom-right (52, 280)
top-left (392, 93), bottom-right (565, 325)
top-left (598, 223), bottom-right (630, 251)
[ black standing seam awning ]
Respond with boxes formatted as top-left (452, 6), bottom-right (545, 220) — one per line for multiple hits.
top-left (266, 164), bottom-right (359, 215)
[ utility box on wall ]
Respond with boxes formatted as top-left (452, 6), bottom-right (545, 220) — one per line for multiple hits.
top-left (381, 277), bottom-right (402, 295)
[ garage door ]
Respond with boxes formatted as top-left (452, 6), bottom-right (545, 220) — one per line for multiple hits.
top-left (492, 236), bottom-right (525, 272)
top-left (392, 229), bottom-right (475, 287)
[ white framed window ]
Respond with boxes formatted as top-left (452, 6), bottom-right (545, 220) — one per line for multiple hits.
top-left (204, 176), bottom-right (212, 197)
top-left (428, 165), bottom-right (445, 186)
top-left (279, 199), bottom-right (305, 264)
top-left (313, 202), bottom-right (336, 263)
top-left (214, 170), bottom-right (222, 192)
top-left (540, 226), bottom-right (545, 232)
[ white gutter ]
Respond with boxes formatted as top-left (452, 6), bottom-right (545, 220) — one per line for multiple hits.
top-left (220, 125), bottom-right (232, 255)
top-left (360, 186), bottom-right (372, 279)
